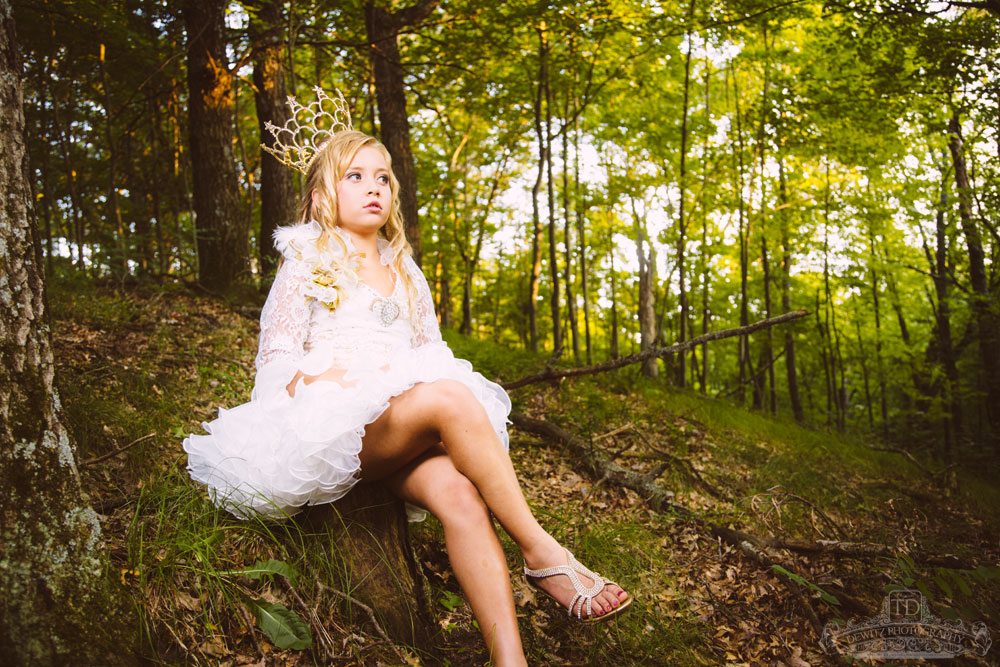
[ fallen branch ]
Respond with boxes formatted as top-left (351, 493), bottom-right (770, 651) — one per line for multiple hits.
top-left (80, 432), bottom-right (155, 468)
top-left (511, 412), bottom-right (874, 621)
top-left (502, 310), bottom-right (809, 389)
top-left (865, 444), bottom-right (957, 481)
top-left (767, 538), bottom-right (977, 570)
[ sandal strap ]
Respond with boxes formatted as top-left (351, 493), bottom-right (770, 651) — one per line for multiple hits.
top-left (524, 549), bottom-right (609, 618)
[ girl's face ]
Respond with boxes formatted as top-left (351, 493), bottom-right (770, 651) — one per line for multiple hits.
top-left (334, 146), bottom-right (392, 237)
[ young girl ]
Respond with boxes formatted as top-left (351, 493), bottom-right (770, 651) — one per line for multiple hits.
top-left (183, 106), bottom-right (630, 665)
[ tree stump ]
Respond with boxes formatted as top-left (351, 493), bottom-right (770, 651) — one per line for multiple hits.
top-left (298, 483), bottom-right (436, 649)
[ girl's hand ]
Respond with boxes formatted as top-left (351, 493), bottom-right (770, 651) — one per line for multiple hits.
top-left (286, 370), bottom-right (305, 397)
top-left (286, 368), bottom-right (357, 397)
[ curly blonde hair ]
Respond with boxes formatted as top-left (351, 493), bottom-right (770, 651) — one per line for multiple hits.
top-left (296, 130), bottom-right (418, 323)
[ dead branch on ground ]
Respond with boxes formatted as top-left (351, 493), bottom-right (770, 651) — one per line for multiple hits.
top-left (502, 310), bottom-right (809, 389)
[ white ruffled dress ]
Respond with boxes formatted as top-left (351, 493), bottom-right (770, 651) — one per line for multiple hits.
top-left (183, 221), bottom-right (511, 520)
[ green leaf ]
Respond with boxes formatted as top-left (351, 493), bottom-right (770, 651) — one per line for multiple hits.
top-left (771, 565), bottom-right (840, 606)
top-left (951, 570), bottom-right (972, 597)
top-left (939, 606), bottom-right (959, 621)
top-left (438, 590), bottom-right (465, 611)
top-left (934, 572), bottom-right (953, 598)
top-left (222, 559), bottom-right (298, 583)
top-left (249, 599), bottom-right (312, 650)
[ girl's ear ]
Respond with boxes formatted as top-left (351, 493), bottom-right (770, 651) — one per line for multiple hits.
top-left (311, 190), bottom-right (318, 204)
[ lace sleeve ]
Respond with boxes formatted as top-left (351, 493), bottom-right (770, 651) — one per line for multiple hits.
top-left (255, 258), bottom-right (311, 372)
top-left (404, 256), bottom-right (443, 347)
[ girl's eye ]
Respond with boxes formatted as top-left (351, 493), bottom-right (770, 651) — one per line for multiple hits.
top-left (377, 175), bottom-right (390, 184)
top-left (346, 172), bottom-right (361, 181)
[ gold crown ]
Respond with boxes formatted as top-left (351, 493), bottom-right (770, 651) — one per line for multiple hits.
top-left (261, 87), bottom-right (354, 174)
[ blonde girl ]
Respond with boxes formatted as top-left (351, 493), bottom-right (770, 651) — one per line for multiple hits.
top-left (184, 129), bottom-right (630, 666)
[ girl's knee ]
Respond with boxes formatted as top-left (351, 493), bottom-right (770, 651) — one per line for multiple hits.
top-left (416, 380), bottom-right (480, 422)
top-left (433, 472), bottom-right (489, 525)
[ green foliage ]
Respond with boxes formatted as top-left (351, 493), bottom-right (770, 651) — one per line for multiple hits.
top-left (771, 564), bottom-right (840, 607)
top-left (248, 599), bottom-right (312, 650)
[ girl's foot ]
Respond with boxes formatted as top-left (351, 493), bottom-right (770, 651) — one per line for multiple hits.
top-left (523, 546), bottom-right (630, 621)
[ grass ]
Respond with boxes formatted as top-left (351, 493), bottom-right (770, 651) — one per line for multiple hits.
top-left (47, 273), bottom-right (1000, 666)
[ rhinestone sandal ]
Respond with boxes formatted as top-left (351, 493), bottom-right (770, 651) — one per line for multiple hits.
top-left (523, 549), bottom-right (632, 623)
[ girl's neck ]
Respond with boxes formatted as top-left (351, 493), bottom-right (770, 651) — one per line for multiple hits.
top-left (336, 226), bottom-right (380, 259)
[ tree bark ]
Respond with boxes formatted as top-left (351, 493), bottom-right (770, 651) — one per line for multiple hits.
top-left (545, 51), bottom-right (561, 359)
top-left (183, 0), bottom-right (249, 289)
top-left (364, 0), bottom-right (438, 267)
top-left (947, 112), bottom-right (1000, 450)
top-left (675, 0), bottom-right (696, 387)
top-left (300, 485), bottom-right (435, 648)
top-left (98, 43), bottom-right (128, 277)
top-left (632, 199), bottom-right (658, 378)
top-left (1, 6), bottom-right (133, 662)
top-left (251, 0), bottom-right (296, 279)
top-left (528, 25), bottom-right (546, 353)
top-left (778, 158), bottom-right (803, 421)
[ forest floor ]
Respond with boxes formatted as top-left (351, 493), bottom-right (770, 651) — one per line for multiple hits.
top-left (49, 273), bottom-right (1000, 667)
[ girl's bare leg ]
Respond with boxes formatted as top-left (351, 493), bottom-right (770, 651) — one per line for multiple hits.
top-left (360, 380), bottom-right (628, 619)
top-left (382, 446), bottom-right (525, 667)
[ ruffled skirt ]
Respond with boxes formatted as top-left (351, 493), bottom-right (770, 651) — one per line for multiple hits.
top-left (183, 342), bottom-right (511, 519)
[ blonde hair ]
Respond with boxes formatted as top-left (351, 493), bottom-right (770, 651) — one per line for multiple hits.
top-left (296, 131), bottom-right (419, 326)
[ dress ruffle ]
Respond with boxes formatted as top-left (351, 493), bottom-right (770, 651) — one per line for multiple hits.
top-left (183, 341), bottom-right (510, 520)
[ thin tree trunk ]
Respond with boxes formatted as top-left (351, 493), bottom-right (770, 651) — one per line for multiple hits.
top-left (932, 180), bottom-right (962, 454)
top-left (98, 43), bottom-right (127, 277)
top-left (760, 232), bottom-right (775, 414)
top-left (631, 198), bottom-right (658, 378)
top-left (675, 0), bottom-right (696, 387)
top-left (867, 220), bottom-right (888, 438)
top-left (563, 96), bottom-right (579, 363)
top-left (947, 112), bottom-right (1000, 450)
top-left (778, 158), bottom-right (803, 421)
top-left (149, 98), bottom-right (166, 277)
top-left (528, 25), bottom-right (546, 353)
top-left (610, 250), bottom-right (619, 360)
top-left (730, 63), bottom-right (750, 404)
top-left (544, 44), bottom-right (561, 358)
top-left (856, 319), bottom-right (875, 430)
top-left (577, 126), bottom-right (592, 364)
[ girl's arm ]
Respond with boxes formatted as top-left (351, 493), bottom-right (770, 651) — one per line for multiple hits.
top-left (253, 258), bottom-right (311, 402)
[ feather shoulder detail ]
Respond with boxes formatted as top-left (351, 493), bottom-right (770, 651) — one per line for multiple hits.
top-left (272, 221), bottom-right (358, 311)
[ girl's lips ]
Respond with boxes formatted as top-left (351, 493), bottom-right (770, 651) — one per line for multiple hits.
top-left (364, 202), bottom-right (382, 211)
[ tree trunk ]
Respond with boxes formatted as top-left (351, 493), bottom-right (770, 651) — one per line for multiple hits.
top-left (632, 199), bottom-right (658, 378)
top-left (609, 251), bottom-right (619, 360)
top-left (760, 233), bottom-right (775, 413)
top-left (731, 63), bottom-right (750, 404)
top-left (1, 7), bottom-right (133, 662)
top-left (947, 112), bottom-right (1000, 450)
top-left (364, 0), bottom-right (438, 267)
top-left (778, 158), bottom-right (803, 421)
top-left (98, 43), bottom-right (128, 277)
top-left (675, 0), bottom-right (696, 387)
top-left (251, 0), bottom-right (296, 279)
top-left (528, 26), bottom-right (546, 353)
top-left (545, 53), bottom-right (561, 359)
top-left (931, 181), bottom-right (962, 453)
top-left (184, 0), bottom-right (248, 289)
top-left (300, 485), bottom-right (435, 648)
top-left (576, 132), bottom-right (592, 364)
top-left (564, 102), bottom-right (580, 363)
